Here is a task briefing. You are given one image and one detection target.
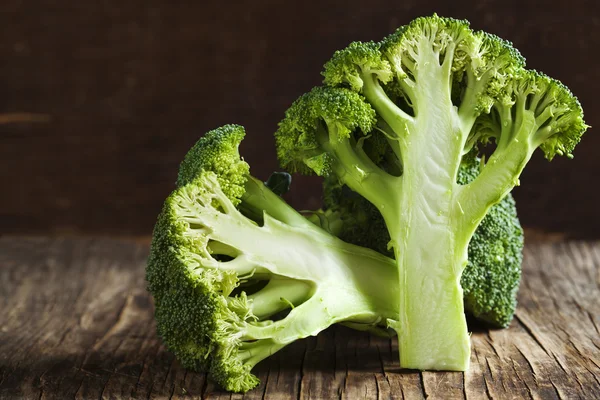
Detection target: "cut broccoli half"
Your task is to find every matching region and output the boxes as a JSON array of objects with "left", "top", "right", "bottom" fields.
[
  {"left": 147, "top": 125, "right": 398, "bottom": 392},
  {"left": 276, "top": 14, "right": 586, "bottom": 370}
]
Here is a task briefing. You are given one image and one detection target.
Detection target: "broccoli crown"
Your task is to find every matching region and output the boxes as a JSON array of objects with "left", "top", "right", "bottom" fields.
[
  {"left": 323, "top": 41, "right": 392, "bottom": 91},
  {"left": 148, "top": 126, "right": 399, "bottom": 392},
  {"left": 275, "top": 86, "right": 377, "bottom": 176},
  {"left": 318, "top": 14, "right": 585, "bottom": 161},
  {"left": 148, "top": 172, "right": 260, "bottom": 391},
  {"left": 177, "top": 124, "right": 249, "bottom": 203}
]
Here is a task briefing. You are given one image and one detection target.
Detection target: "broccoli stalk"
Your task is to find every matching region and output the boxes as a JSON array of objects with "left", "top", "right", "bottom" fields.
[
  {"left": 276, "top": 15, "right": 586, "bottom": 370},
  {"left": 319, "top": 151, "right": 524, "bottom": 329},
  {"left": 147, "top": 125, "right": 398, "bottom": 392}
]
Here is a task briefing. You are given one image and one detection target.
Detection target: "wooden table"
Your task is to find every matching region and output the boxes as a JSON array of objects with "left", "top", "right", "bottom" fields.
[{"left": 1, "top": 237, "right": 598, "bottom": 399}]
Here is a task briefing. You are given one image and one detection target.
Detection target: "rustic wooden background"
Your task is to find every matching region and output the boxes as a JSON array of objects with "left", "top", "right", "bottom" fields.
[
  {"left": 1, "top": 0, "right": 599, "bottom": 236},
  {"left": 1, "top": 237, "right": 599, "bottom": 399}
]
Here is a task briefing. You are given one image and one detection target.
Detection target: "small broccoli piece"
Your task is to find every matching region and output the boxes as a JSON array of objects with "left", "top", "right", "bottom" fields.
[
  {"left": 147, "top": 125, "right": 399, "bottom": 392},
  {"left": 321, "top": 176, "right": 392, "bottom": 255},
  {"left": 457, "top": 153, "right": 524, "bottom": 328},
  {"left": 461, "top": 196, "right": 523, "bottom": 328},
  {"left": 177, "top": 124, "right": 249, "bottom": 203},
  {"left": 277, "top": 14, "right": 587, "bottom": 370}
]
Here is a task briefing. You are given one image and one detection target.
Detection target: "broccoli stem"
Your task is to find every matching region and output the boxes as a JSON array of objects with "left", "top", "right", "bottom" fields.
[
  {"left": 244, "top": 283, "right": 395, "bottom": 344},
  {"left": 237, "top": 339, "right": 287, "bottom": 368},
  {"left": 458, "top": 111, "right": 537, "bottom": 227},
  {"left": 226, "top": 239, "right": 398, "bottom": 369},
  {"left": 457, "top": 69, "right": 488, "bottom": 130},
  {"left": 361, "top": 73, "right": 413, "bottom": 156},
  {"left": 316, "top": 122, "right": 400, "bottom": 219},
  {"left": 387, "top": 157, "right": 472, "bottom": 369},
  {"left": 384, "top": 71, "right": 473, "bottom": 369},
  {"left": 248, "top": 278, "right": 312, "bottom": 319},
  {"left": 242, "top": 176, "right": 316, "bottom": 229},
  {"left": 390, "top": 219, "right": 471, "bottom": 370},
  {"left": 189, "top": 177, "right": 400, "bottom": 332}
]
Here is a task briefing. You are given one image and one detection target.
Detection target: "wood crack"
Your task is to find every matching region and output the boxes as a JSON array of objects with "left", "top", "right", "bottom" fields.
[
  {"left": 419, "top": 372, "right": 427, "bottom": 398},
  {"left": 549, "top": 379, "right": 564, "bottom": 400},
  {"left": 199, "top": 371, "right": 209, "bottom": 399},
  {"left": 133, "top": 358, "right": 146, "bottom": 396},
  {"left": 482, "top": 357, "right": 493, "bottom": 400},
  {"left": 514, "top": 345, "right": 538, "bottom": 384},
  {"left": 486, "top": 334, "right": 502, "bottom": 359},
  {"left": 296, "top": 342, "right": 307, "bottom": 400},
  {"left": 98, "top": 370, "right": 114, "bottom": 400},
  {"left": 91, "top": 294, "right": 134, "bottom": 352},
  {"left": 514, "top": 314, "right": 551, "bottom": 357},
  {"left": 261, "top": 361, "right": 271, "bottom": 400},
  {"left": 510, "top": 358, "right": 534, "bottom": 399},
  {"left": 588, "top": 311, "right": 600, "bottom": 336},
  {"left": 373, "top": 373, "right": 379, "bottom": 400}
]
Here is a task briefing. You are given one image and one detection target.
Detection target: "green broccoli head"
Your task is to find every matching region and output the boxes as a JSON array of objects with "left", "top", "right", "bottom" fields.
[
  {"left": 148, "top": 172, "right": 263, "bottom": 391},
  {"left": 177, "top": 124, "right": 249, "bottom": 203},
  {"left": 277, "top": 17, "right": 585, "bottom": 368},
  {"left": 148, "top": 126, "right": 399, "bottom": 392},
  {"left": 323, "top": 41, "right": 392, "bottom": 91},
  {"left": 275, "top": 86, "right": 377, "bottom": 176}
]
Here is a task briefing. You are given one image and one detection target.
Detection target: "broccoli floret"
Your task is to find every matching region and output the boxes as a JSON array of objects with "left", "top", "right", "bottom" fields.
[
  {"left": 147, "top": 125, "right": 399, "bottom": 392},
  {"left": 276, "top": 14, "right": 587, "bottom": 370},
  {"left": 462, "top": 195, "right": 523, "bottom": 327},
  {"left": 458, "top": 153, "right": 524, "bottom": 328},
  {"left": 320, "top": 177, "right": 393, "bottom": 255}
]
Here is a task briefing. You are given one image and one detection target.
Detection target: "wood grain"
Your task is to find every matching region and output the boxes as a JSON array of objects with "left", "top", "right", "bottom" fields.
[
  {"left": 0, "top": 237, "right": 599, "bottom": 399},
  {"left": 1, "top": 1, "right": 599, "bottom": 236}
]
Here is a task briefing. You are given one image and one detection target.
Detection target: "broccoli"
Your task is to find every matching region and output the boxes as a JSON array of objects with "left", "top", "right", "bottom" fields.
[
  {"left": 457, "top": 153, "right": 524, "bottom": 328},
  {"left": 319, "top": 152, "right": 524, "bottom": 328},
  {"left": 147, "top": 125, "right": 399, "bottom": 392},
  {"left": 275, "top": 15, "right": 587, "bottom": 370}
]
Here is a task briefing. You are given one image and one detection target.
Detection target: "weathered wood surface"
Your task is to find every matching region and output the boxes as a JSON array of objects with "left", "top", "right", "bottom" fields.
[{"left": 0, "top": 237, "right": 598, "bottom": 399}]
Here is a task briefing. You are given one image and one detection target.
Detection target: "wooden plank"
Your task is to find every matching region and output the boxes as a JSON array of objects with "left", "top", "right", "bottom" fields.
[
  {"left": 0, "top": 1, "right": 599, "bottom": 236},
  {"left": 0, "top": 237, "right": 599, "bottom": 399}
]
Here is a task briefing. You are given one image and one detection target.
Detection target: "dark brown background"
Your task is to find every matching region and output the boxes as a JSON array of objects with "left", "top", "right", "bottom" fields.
[{"left": 1, "top": 0, "right": 598, "bottom": 237}]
